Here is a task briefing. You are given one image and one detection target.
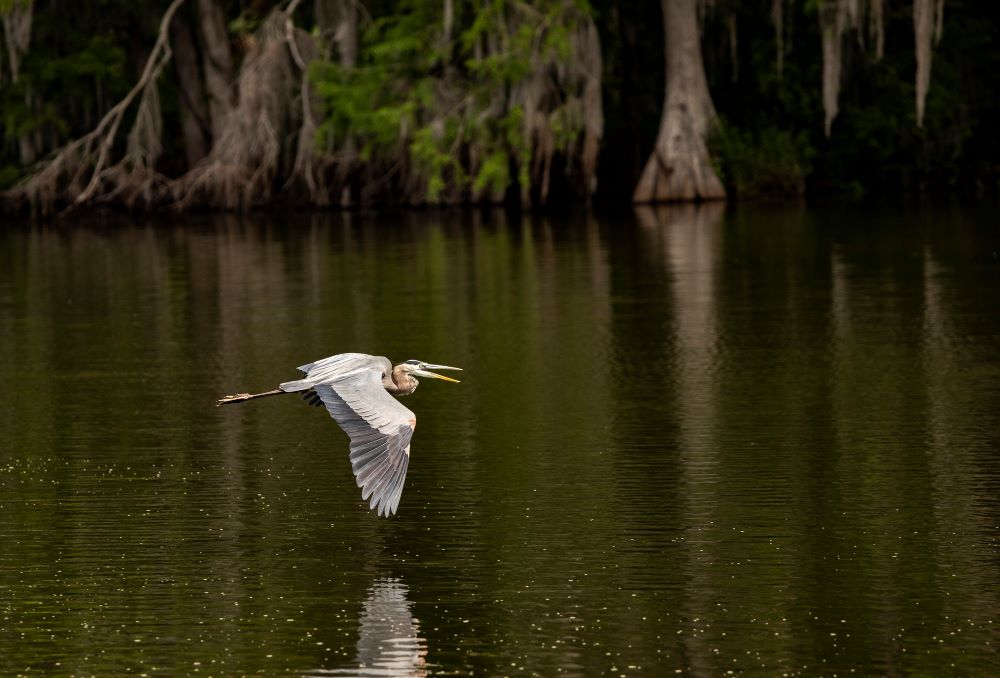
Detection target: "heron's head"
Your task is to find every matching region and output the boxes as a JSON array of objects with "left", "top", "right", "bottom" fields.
[{"left": 399, "top": 359, "right": 462, "bottom": 383}]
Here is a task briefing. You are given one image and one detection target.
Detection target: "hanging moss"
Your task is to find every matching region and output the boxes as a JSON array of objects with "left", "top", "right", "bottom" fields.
[
  {"left": 311, "top": 0, "right": 603, "bottom": 206},
  {"left": 1, "top": 0, "right": 996, "bottom": 212}
]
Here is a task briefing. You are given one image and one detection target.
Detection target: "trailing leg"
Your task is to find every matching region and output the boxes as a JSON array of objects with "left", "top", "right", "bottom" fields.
[{"left": 216, "top": 389, "right": 285, "bottom": 406}]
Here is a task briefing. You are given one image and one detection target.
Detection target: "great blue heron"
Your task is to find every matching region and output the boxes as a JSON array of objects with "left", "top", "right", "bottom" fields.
[{"left": 217, "top": 353, "right": 461, "bottom": 516}]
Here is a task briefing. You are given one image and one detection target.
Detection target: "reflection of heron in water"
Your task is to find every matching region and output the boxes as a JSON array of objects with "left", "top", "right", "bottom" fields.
[
  {"left": 306, "top": 578, "right": 427, "bottom": 678},
  {"left": 217, "top": 353, "right": 461, "bottom": 516}
]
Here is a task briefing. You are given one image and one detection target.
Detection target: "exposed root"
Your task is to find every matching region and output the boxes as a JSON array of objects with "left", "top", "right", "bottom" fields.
[
  {"left": 634, "top": 0, "right": 725, "bottom": 203},
  {"left": 5, "top": 0, "right": 604, "bottom": 213},
  {"left": 171, "top": 10, "right": 292, "bottom": 210},
  {"left": 91, "top": 71, "right": 170, "bottom": 209}
]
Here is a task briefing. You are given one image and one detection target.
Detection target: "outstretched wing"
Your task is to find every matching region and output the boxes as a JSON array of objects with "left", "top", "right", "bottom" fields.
[
  {"left": 280, "top": 353, "right": 381, "bottom": 390},
  {"left": 312, "top": 366, "right": 415, "bottom": 517}
]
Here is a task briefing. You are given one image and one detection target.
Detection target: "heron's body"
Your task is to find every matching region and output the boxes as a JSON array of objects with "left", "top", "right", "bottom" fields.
[
  {"left": 217, "top": 353, "right": 460, "bottom": 516},
  {"left": 285, "top": 354, "right": 418, "bottom": 395}
]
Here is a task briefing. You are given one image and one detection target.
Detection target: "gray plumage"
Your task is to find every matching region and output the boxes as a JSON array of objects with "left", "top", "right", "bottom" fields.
[{"left": 218, "top": 352, "right": 461, "bottom": 517}]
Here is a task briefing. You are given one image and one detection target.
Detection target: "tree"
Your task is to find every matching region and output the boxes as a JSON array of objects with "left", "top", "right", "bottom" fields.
[
  {"left": 633, "top": 0, "right": 725, "bottom": 203},
  {"left": 1, "top": 0, "right": 35, "bottom": 163},
  {"left": 311, "top": 0, "right": 603, "bottom": 206},
  {"left": 314, "top": 0, "right": 357, "bottom": 206},
  {"left": 195, "top": 0, "right": 233, "bottom": 142},
  {"left": 170, "top": 8, "right": 210, "bottom": 167},
  {"left": 0, "top": 0, "right": 987, "bottom": 211}
]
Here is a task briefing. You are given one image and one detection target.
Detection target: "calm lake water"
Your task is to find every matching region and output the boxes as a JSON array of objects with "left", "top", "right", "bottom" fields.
[{"left": 1, "top": 205, "right": 998, "bottom": 675}]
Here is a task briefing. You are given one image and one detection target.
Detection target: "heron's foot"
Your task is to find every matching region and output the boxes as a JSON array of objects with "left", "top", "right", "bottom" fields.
[{"left": 216, "top": 393, "right": 251, "bottom": 406}]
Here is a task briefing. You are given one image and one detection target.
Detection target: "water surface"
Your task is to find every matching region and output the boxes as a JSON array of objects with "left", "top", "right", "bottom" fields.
[{"left": 1, "top": 205, "right": 998, "bottom": 675}]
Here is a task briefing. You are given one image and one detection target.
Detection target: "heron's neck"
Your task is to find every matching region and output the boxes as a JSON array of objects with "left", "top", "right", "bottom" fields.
[{"left": 385, "top": 366, "right": 418, "bottom": 396}]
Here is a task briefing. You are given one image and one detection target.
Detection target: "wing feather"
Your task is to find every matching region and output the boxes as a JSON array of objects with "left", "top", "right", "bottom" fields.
[
  {"left": 357, "top": 452, "right": 393, "bottom": 487},
  {"left": 370, "top": 466, "right": 397, "bottom": 498},
  {"left": 382, "top": 463, "right": 407, "bottom": 516},
  {"left": 308, "top": 358, "right": 415, "bottom": 517}
]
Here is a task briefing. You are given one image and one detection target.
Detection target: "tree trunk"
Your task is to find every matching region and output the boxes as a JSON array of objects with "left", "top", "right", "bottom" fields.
[
  {"left": 316, "top": 0, "right": 358, "bottom": 205},
  {"left": 443, "top": 0, "right": 454, "bottom": 44},
  {"left": 2, "top": 1, "right": 32, "bottom": 84},
  {"left": 3, "top": 2, "right": 35, "bottom": 163},
  {"left": 870, "top": 0, "right": 885, "bottom": 59},
  {"left": 195, "top": 0, "right": 234, "bottom": 142},
  {"left": 633, "top": 0, "right": 724, "bottom": 203},
  {"left": 316, "top": 0, "right": 356, "bottom": 66},
  {"left": 170, "top": 12, "right": 210, "bottom": 167},
  {"left": 171, "top": 9, "right": 297, "bottom": 211}
]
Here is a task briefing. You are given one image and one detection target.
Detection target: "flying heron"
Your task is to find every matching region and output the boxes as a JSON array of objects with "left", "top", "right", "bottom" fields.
[{"left": 217, "top": 353, "right": 461, "bottom": 516}]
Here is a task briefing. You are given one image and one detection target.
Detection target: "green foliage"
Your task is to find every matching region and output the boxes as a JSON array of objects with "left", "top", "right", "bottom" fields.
[
  {"left": 311, "top": 60, "right": 416, "bottom": 154},
  {"left": 550, "top": 101, "right": 582, "bottom": 152},
  {"left": 50, "top": 35, "right": 123, "bottom": 79},
  {"left": 708, "top": 119, "right": 813, "bottom": 200},
  {"left": 4, "top": 34, "right": 126, "bottom": 132},
  {"left": 0, "top": 0, "right": 31, "bottom": 13},
  {"left": 3, "top": 0, "right": 997, "bottom": 206},
  {"left": 473, "top": 151, "right": 509, "bottom": 195},
  {"left": 312, "top": 0, "right": 597, "bottom": 203},
  {"left": 0, "top": 1, "right": 141, "bottom": 181},
  {"left": 410, "top": 125, "right": 464, "bottom": 202},
  {"left": 685, "top": 0, "right": 1000, "bottom": 200},
  {"left": 0, "top": 164, "right": 21, "bottom": 190},
  {"left": 312, "top": 0, "right": 452, "bottom": 200}
]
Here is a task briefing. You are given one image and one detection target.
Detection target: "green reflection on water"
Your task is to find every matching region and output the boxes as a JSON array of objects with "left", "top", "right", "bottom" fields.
[{"left": 0, "top": 207, "right": 998, "bottom": 675}]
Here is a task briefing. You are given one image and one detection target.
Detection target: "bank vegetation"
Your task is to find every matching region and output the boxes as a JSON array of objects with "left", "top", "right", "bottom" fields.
[{"left": 0, "top": 0, "right": 991, "bottom": 215}]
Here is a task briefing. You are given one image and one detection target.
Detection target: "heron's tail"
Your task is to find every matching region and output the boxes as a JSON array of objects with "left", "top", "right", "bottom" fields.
[{"left": 216, "top": 389, "right": 284, "bottom": 407}]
